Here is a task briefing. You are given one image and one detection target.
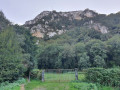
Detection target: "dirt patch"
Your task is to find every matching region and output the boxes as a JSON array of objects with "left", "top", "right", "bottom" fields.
[
  {"left": 32, "top": 31, "right": 43, "bottom": 38},
  {"left": 20, "top": 84, "right": 25, "bottom": 90}
]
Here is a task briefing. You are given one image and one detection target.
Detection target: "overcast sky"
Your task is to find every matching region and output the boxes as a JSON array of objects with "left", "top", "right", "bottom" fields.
[{"left": 1, "top": 0, "right": 120, "bottom": 25}]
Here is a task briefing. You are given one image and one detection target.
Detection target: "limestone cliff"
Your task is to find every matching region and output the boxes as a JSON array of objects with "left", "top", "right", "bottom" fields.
[{"left": 24, "top": 9, "right": 108, "bottom": 38}]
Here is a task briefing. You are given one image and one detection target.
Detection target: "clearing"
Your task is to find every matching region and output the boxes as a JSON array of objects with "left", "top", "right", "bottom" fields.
[{"left": 24, "top": 73, "right": 118, "bottom": 90}]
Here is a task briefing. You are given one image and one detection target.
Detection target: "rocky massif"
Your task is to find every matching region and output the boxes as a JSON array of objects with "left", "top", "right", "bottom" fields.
[
  {"left": 1, "top": 9, "right": 120, "bottom": 38},
  {"left": 24, "top": 9, "right": 109, "bottom": 38}
]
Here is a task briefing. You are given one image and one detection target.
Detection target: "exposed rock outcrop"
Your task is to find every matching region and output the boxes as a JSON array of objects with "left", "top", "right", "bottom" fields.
[
  {"left": 84, "top": 20, "right": 108, "bottom": 34},
  {"left": 24, "top": 9, "right": 108, "bottom": 38}
]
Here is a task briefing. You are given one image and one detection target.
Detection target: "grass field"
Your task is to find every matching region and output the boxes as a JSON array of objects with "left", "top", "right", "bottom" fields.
[
  {"left": 44, "top": 72, "right": 85, "bottom": 82},
  {"left": 24, "top": 72, "right": 119, "bottom": 90},
  {"left": 12, "top": 86, "right": 20, "bottom": 90},
  {"left": 0, "top": 86, "right": 20, "bottom": 90},
  {"left": 25, "top": 80, "right": 119, "bottom": 90}
]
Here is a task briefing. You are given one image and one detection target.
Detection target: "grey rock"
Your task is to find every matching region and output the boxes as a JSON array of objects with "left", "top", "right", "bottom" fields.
[{"left": 24, "top": 9, "right": 108, "bottom": 38}]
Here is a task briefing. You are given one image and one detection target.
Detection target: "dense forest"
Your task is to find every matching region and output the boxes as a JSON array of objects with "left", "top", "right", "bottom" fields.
[
  {"left": 37, "top": 27, "right": 120, "bottom": 69},
  {"left": 0, "top": 10, "right": 120, "bottom": 89},
  {"left": 0, "top": 25, "right": 37, "bottom": 82}
]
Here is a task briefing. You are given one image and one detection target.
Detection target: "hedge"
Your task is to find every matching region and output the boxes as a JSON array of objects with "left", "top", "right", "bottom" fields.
[{"left": 86, "top": 68, "right": 120, "bottom": 87}]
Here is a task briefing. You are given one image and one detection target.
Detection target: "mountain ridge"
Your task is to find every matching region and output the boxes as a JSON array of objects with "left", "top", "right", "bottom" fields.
[
  {"left": 24, "top": 9, "right": 109, "bottom": 38},
  {"left": 1, "top": 9, "right": 120, "bottom": 38}
]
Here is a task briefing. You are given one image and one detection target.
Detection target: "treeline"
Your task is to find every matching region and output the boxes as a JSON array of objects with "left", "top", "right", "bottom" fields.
[
  {"left": 0, "top": 26, "right": 120, "bottom": 83},
  {"left": 37, "top": 34, "right": 120, "bottom": 69},
  {"left": 0, "top": 11, "right": 10, "bottom": 31},
  {"left": 0, "top": 25, "right": 37, "bottom": 83},
  {"left": 36, "top": 27, "right": 120, "bottom": 69}
]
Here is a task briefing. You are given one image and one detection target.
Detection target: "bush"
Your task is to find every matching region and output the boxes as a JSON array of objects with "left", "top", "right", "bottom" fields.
[
  {"left": 86, "top": 68, "right": 120, "bottom": 87},
  {"left": 72, "top": 82, "right": 98, "bottom": 90},
  {"left": 0, "top": 78, "right": 26, "bottom": 90},
  {"left": 31, "top": 69, "right": 42, "bottom": 80}
]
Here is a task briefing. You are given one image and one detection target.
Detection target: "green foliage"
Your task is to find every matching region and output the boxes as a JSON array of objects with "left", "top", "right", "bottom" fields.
[
  {"left": 86, "top": 40, "right": 107, "bottom": 67},
  {"left": 0, "top": 11, "right": 10, "bottom": 31},
  {"left": 25, "top": 80, "right": 42, "bottom": 90},
  {"left": 0, "top": 27, "right": 24, "bottom": 82},
  {"left": 13, "top": 25, "right": 37, "bottom": 78},
  {"left": 58, "top": 44, "right": 76, "bottom": 69},
  {"left": 72, "top": 82, "right": 98, "bottom": 90},
  {"left": 71, "top": 82, "right": 119, "bottom": 90},
  {"left": 78, "top": 53, "right": 90, "bottom": 69},
  {"left": 93, "top": 55, "right": 106, "bottom": 67},
  {"left": 31, "top": 69, "right": 42, "bottom": 80},
  {"left": 24, "top": 73, "right": 118, "bottom": 90},
  {"left": 2, "top": 10, "right": 120, "bottom": 85},
  {"left": 0, "top": 25, "right": 37, "bottom": 83},
  {"left": 106, "top": 35, "right": 120, "bottom": 66},
  {"left": 37, "top": 43, "right": 62, "bottom": 69},
  {"left": 0, "top": 78, "right": 26, "bottom": 90},
  {"left": 86, "top": 68, "right": 120, "bottom": 87},
  {"left": 36, "top": 26, "right": 120, "bottom": 69}
]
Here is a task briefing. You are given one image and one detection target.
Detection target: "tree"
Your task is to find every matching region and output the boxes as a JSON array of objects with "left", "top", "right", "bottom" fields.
[
  {"left": 13, "top": 25, "right": 37, "bottom": 81},
  {"left": 58, "top": 44, "right": 75, "bottom": 69},
  {"left": 106, "top": 35, "right": 120, "bottom": 66},
  {"left": 55, "top": 59, "right": 62, "bottom": 69},
  {"left": 0, "top": 27, "right": 24, "bottom": 82},
  {"left": 0, "top": 11, "right": 10, "bottom": 31},
  {"left": 86, "top": 40, "right": 107, "bottom": 66},
  {"left": 78, "top": 53, "right": 90, "bottom": 70},
  {"left": 93, "top": 55, "right": 106, "bottom": 67},
  {"left": 37, "top": 43, "right": 62, "bottom": 69}
]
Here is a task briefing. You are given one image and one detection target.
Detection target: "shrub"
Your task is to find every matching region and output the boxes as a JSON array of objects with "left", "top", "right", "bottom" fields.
[
  {"left": 0, "top": 78, "right": 26, "bottom": 90},
  {"left": 72, "top": 82, "right": 98, "bottom": 90},
  {"left": 86, "top": 68, "right": 120, "bottom": 87},
  {"left": 31, "top": 69, "right": 42, "bottom": 80}
]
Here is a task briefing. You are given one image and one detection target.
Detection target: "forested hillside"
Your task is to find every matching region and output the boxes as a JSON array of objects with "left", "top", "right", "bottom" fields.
[
  {"left": 0, "top": 12, "right": 37, "bottom": 83},
  {"left": 36, "top": 27, "right": 120, "bottom": 69},
  {"left": 0, "top": 9, "right": 120, "bottom": 88},
  {"left": 0, "top": 25, "right": 37, "bottom": 82}
]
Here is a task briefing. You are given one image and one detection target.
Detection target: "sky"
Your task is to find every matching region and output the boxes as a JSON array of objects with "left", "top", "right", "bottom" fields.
[{"left": 0, "top": 0, "right": 120, "bottom": 25}]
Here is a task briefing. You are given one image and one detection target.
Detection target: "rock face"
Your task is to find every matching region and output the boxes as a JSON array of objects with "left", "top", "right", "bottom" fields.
[
  {"left": 84, "top": 20, "right": 108, "bottom": 34},
  {"left": 24, "top": 9, "right": 108, "bottom": 38}
]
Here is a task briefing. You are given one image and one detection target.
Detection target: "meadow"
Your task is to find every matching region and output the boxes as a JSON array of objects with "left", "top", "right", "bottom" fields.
[
  {"left": 1, "top": 72, "right": 118, "bottom": 90},
  {"left": 24, "top": 72, "right": 119, "bottom": 90}
]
